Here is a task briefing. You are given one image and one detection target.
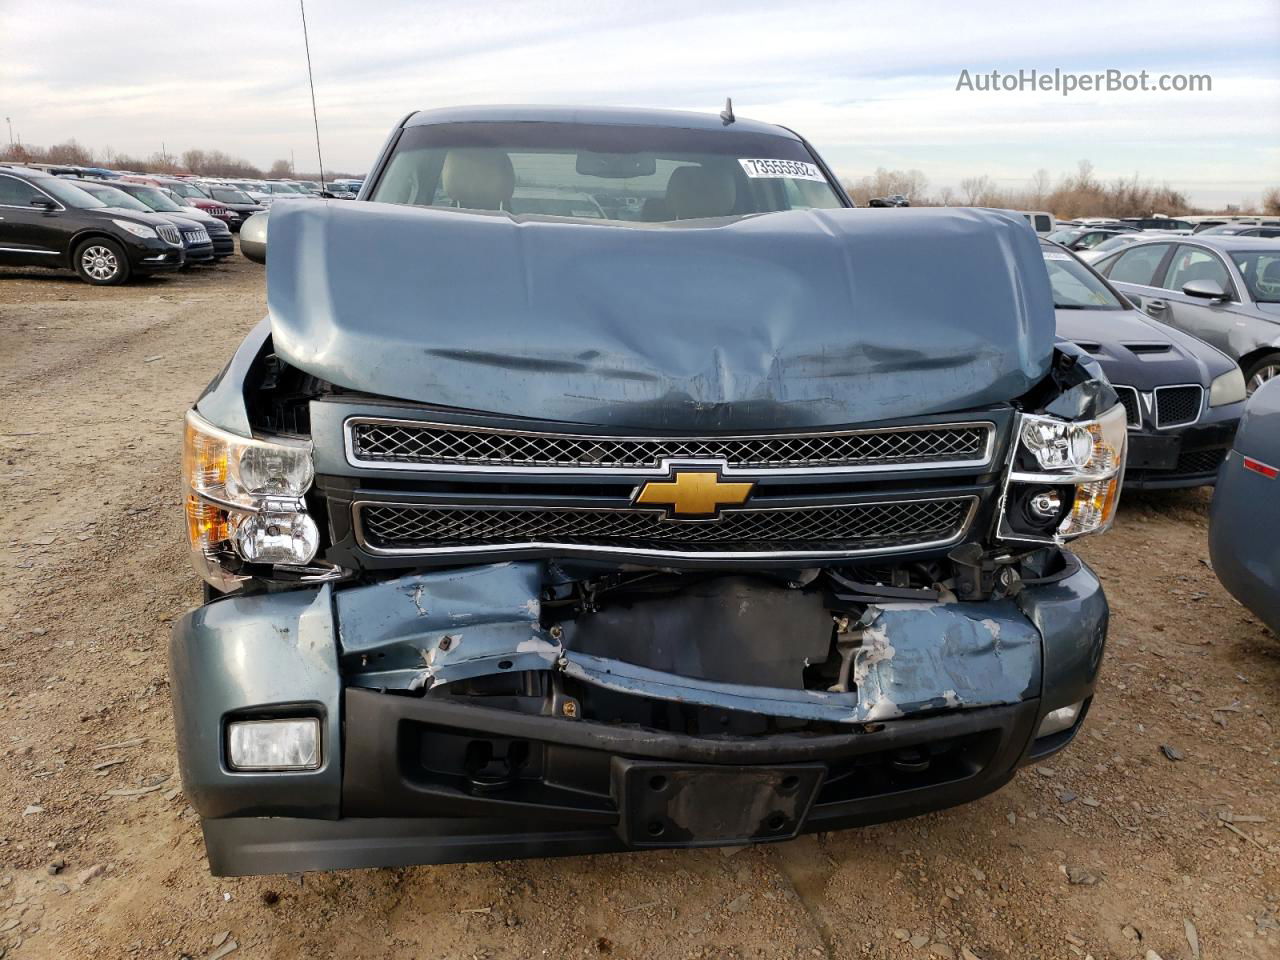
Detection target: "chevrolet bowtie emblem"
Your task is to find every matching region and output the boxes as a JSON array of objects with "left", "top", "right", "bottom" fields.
[{"left": 633, "top": 469, "right": 754, "bottom": 519}]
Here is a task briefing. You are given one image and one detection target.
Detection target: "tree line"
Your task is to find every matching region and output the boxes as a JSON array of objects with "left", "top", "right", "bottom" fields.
[
  {"left": 0, "top": 138, "right": 361, "bottom": 180},
  {"left": 845, "top": 160, "right": 1279, "bottom": 217}
]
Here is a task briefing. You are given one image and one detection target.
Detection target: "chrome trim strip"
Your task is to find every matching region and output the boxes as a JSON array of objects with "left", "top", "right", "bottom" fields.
[
  {"left": 1153, "top": 383, "right": 1204, "bottom": 430},
  {"left": 342, "top": 417, "right": 998, "bottom": 477},
  {"left": 350, "top": 495, "right": 980, "bottom": 560},
  {"left": 1111, "top": 384, "right": 1142, "bottom": 429},
  {"left": 0, "top": 247, "right": 58, "bottom": 254}
]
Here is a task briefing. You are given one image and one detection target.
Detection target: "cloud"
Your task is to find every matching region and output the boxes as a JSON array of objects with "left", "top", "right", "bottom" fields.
[{"left": 1, "top": 0, "right": 1277, "bottom": 202}]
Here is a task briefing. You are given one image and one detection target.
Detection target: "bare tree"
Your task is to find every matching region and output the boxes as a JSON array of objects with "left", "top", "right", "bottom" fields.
[
  {"left": 1029, "top": 169, "right": 1051, "bottom": 206},
  {"left": 268, "top": 159, "right": 293, "bottom": 178},
  {"left": 960, "top": 175, "right": 992, "bottom": 205},
  {"left": 181, "top": 149, "right": 207, "bottom": 175},
  {"left": 1264, "top": 186, "right": 1280, "bottom": 216},
  {"left": 44, "top": 139, "right": 93, "bottom": 165}
]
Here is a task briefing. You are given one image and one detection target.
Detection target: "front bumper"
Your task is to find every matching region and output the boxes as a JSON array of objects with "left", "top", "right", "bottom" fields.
[
  {"left": 170, "top": 557, "right": 1108, "bottom": 876},
  {"left": 1123, "top": 404, "right": 1242, "bottom": 489},
  {"left": 131, "top": 239, "right": 184, "bottom": 273}
]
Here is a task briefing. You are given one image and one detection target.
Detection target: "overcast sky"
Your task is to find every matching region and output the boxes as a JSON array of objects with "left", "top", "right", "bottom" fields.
[{"left": 2, "top": 0, "right": 1278, "bottom": 206}]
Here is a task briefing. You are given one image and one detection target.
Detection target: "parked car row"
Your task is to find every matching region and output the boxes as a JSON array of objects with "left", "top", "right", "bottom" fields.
[{"left": 1, "top": 164, "right": 227, "bottom": 284}]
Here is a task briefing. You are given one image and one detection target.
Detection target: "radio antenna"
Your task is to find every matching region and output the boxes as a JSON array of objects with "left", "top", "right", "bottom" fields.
[
  {"left": 299, "top": 0, "right": 326, "bottom": 190},
  {"left": 720, "top": 97, "right": 735, "bottom": 125}
]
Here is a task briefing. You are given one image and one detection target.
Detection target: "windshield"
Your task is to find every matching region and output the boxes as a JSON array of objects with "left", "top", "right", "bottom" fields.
[
  {"left": 370, "top": 121, "right": 845, "bottom": 222},
  {"left": 1043, "top": 251, "right": 1125, "bottom": 309},
  {"left": 210, "top": 188, "right": 254, "bottom": 204},
  {"left": 38, "top": 177, "right": 107, "bottom": 209},
  {"left": 127, "top": 185, "right": 183, "bottom": 212},
  {"left": 1232, "top": 250, "right": 1280, "bottom": 303},
  {"left": 76, "top": 183, "right": 151, "bottom": 212},
  {"left": 1047, "top": 229, "right": 1080, "bottom": 244},
  {"left": 167, "top": 181, "right": 210, "bottom": 199}
]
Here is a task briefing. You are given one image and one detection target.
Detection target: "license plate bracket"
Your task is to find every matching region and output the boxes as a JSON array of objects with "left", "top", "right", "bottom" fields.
[
  {"left": 1127, "top": 433, "right": 1181, "bottom": 470},
  {"left": 612, "top": 759, "right": 824, "bottom": 848}
]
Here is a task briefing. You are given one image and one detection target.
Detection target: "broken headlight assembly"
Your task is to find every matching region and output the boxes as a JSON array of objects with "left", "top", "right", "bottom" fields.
[
  {"left": 998, "top": 403, "right": 1127, "bottom": 543},
  {"left": 183, "top": 409, "right": 319, "bottom": 592}
]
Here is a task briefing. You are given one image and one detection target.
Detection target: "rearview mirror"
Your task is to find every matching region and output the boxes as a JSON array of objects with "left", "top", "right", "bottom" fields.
[
  {"left": 576, "top": 152, "right": 657, "bottom": 179},
  {"left": 1182, "top": 278, "right": 1228, "bottom": 301}
]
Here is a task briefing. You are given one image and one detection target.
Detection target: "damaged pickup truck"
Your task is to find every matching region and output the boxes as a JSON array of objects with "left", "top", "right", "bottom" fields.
[{"left": 172, "top": 105, "right": 1125, "bottom": 876}]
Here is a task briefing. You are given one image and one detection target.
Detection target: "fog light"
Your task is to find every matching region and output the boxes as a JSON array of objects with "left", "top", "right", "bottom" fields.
[
  {"left": 227, "top": 718, "right": 320, "bottom": 771},
  {"left": 1036, "top": 701, "right": 1083, "bottom": 738},
  {"left": 232, "top": 510, "right": 319, "bottom": 565}
]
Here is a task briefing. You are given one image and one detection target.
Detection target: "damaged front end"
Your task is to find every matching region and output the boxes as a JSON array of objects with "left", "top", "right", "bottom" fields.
[
  {"left": 172, "top": 338, "right": 1121, "bottom": 876},
  {"left": 170, "top": 201, "right": 1123, "bottom": 875}
]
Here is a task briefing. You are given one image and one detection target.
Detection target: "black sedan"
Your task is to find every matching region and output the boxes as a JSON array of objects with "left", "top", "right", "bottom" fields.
[
  {"left": 105, "top": 180, "right": 235, "bottom": 258},
  {"left": 70, "top": 179, "right": 214, "bottom": 264},
  {"left": 0, "top": 165, "right": 184, "bottom": 283},
  {"left": 1042, "top": 239, "right": 1246, "bottom": 488}
]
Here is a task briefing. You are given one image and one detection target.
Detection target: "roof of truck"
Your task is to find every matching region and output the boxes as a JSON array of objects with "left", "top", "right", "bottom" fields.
[{"left": 402, "top": 104, "right": 797, "bottom": 138}]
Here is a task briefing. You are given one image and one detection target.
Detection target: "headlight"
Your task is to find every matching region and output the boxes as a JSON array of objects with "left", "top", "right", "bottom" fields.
[
  {"left": 111, "top": 219, "right": 157, "bottom": 239},
  {"left": 182, "top": 410, "right": 318, "bottom": 591},
  {"left": 999, "top": 403, "right": 1127, "bottom": 542},
  {"left": 1209, "top": 368, "right": 1246, "bottom": 407}
]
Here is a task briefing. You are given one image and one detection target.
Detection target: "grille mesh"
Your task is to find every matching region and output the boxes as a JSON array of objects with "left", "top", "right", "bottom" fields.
[
  {"left": 1155, "top": 386, "right": 1203, "bottom": 428},
  {"left": 156, "top": 224, "right": 180, "bottom": 245},
  {"left": 349, "top": 421, "right": 990, "bottom": 471},
  {"left": 1114, "top": 386, "right": 1141, "bottom": 427},
  {"left": 357, "top": 498, "right": 973, "bottom": 553},
  {"left": 1173, "top": 448, "right": 1226, "bottom": 475}
]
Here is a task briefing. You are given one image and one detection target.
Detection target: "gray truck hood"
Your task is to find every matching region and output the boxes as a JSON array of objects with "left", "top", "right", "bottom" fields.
[{"left": 267, "top": 201, "right": 1054, "bottom": 430}]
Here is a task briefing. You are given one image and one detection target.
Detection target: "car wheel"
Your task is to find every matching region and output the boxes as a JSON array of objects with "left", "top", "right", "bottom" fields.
[
  {"left": 74, "top": 238, "right": 131, "bottom": 285},
  {"left": 1243, "top": 352, "right": 1280, "bottom": 396}
]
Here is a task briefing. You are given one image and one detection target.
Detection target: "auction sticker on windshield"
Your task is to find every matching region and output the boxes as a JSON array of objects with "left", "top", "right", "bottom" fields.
[{"left": 738, "top": 158, "right": 826, "bottom": 181}]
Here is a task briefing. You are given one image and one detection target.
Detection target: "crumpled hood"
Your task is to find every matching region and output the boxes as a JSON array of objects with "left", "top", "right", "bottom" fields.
[{"left": 267, "top": 201, "right": 1054, "bottom": 430}]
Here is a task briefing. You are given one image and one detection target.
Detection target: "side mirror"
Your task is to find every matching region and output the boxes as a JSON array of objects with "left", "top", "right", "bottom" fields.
[
  {"left": 30, "top": 197, "right": 56, "bottom": 210},
  {"left": 1182, "top": 278, "right": 1229, "bottom": 301}
]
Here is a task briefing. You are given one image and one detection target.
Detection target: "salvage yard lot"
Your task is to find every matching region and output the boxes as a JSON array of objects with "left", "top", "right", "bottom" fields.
[{"left": 0, "top": 258, "right": 1277, "bottom": 960}]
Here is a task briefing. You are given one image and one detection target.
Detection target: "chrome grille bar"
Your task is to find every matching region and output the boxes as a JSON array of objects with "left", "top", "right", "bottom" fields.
[
  {"left": 352, "top": 496, "right": 978, "bottom": 560},
  {"left": 345, "top": 418, "right": 996, "bottom": 476}
]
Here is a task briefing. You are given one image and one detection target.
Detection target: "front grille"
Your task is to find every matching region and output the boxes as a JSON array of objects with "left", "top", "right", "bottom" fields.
[
  {"left": 1155, "top": 385, "right": 1203, "bottom": 428},
  {"left": 347, "top": 419, "right": 993, "bottom": 474},
  {"left": 156, "top": 224, "right": 180, "bottom": 245},
  {"left": 1173, "top": 448, "right": 1226, "bottom": 476},
  {"left": 1114, "top": 385, "right": 1141, "bottom": 427},
  {"left": 355, "top": 497, "right": 975, "bottom": 556},
  {"left": 183, "top": 228, "right": 210, "bottom": 243}
]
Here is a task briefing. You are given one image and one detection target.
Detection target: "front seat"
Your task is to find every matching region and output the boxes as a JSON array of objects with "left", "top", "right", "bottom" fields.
[
  {"left": 440, "top": 149, "right": 515, "bottom": 211},
  {"left": 665, "top": 165, "right": 737, "bottom": 220}
]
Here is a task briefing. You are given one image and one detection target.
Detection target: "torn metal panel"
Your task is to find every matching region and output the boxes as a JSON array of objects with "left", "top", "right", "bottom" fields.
[
  {"left": 267, "top": 202, "right": 1053, "bottom": 430},
  {"left": 335, "top": 561, "right": 556, "bottom": 689},
  {"left": 851, "top": 603, "right": 1041, "bottom": 721},
  {"left": 565, "top": 598, "right": 1041, "bottom": 724}
]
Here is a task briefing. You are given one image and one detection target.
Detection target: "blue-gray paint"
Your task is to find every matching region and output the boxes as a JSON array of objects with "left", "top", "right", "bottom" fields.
[
  {"left": 266, "top": 201, "right": 1055, "bottom": 431},
  {"left": 1210, "top": 377, "right": 1280, "bottom": 634},
  {"left": 168, "top": 586, "right": 343, "bottom": 819},
  {"left": 335, "top": 561, "right": 556, "bottom": 689}
]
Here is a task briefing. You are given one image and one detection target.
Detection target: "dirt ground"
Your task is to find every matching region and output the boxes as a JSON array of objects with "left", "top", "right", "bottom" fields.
[{"left": 0, "top": 254, "right": 1276, "bottom": 960}]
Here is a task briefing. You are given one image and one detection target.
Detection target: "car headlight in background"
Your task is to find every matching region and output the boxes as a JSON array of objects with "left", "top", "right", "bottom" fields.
[
  {"left": 112, "top": 219, "right": 157, "bottom": 239},
  {"left": 183, "top": 410, "right": 318, "bottom": 591},
  {"left": 1209, "top": 368, "right": 1246, "bottom": 407},
  {"left": 999, "top": 403, "right": 1128, "bottom": 543}
]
